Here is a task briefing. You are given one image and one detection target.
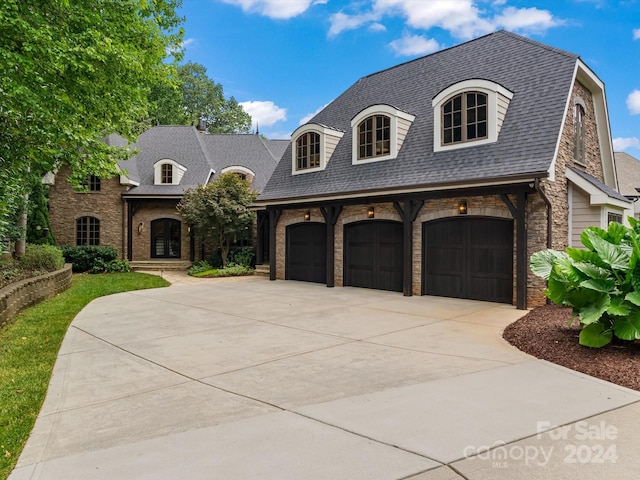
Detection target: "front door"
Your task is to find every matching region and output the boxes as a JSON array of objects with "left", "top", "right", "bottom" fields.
[{"left": 151, "top": 219, "right": 181, "bottom": 258}]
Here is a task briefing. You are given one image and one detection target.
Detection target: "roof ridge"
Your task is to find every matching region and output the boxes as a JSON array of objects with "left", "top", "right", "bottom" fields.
[{"left": 192, "top": 126, "right": 217, "bottom": 171}]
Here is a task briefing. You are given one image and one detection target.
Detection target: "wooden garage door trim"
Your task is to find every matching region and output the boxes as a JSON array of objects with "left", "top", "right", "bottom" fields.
[
  {"left": 344, "top": 220, "right": 403, "bottom": 292},
  {"left": 286, "top": 222, "right": 327, "bottom": 284},
  {"left": 423, "top": 216, "right": 513, "bottom": 303}
]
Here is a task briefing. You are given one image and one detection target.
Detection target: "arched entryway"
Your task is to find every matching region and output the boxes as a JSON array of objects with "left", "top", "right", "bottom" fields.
[{"left": 151, "top": 219, "right": 181, "bottom": 258}]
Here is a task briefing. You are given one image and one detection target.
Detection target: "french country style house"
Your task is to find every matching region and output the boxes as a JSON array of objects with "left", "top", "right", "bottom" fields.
[
  {"left": 47, "top": 125, "right": 287, "bottom": 269},
  {"left": 253, "top": 30, "right": 632, "bottom": 309}
]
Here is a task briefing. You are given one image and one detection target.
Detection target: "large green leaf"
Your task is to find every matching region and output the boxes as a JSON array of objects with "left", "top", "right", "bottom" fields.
[
  {"left": 572, "top": 262, "right": 612, "bottom": 280},
  {"left": 579, "top": 278, "right": 616, "bottom": 293},
  {"left": 607, "top": 297, "right": 633, "bottom": 316},
  {"left": 605, "top": 221, "right": 627, "bottom": 245},
  {"left": 581, "top": 226, "right": 607, "bottom": 251},
  {"left": 530, "top": 249, "right": 566, "bottom": 280},
  {"left": 585, "top": 230, "right": 630, "bottom": 271},
  {"left": 625, "top": 291, "right": 640, "bottom": 306},
  {"left": 579, "top": 322, "right": 613, "bottom": 348},
  {"left": 577, "top": 293, "right": 610, "bottom": 325},
  {"left": 545, "top": 269, "right": 569, "bottom": 304},
  {"left": 612, "top": 312, "right": 640, "bottom": 340},
  {"left": 566, "top": 248, "right": 607, "bottom": 268}
]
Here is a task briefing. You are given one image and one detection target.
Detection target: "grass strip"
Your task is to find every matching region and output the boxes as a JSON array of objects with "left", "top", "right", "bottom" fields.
[{"left": 0, "top": 272, "right": 169, "bottom": 479}]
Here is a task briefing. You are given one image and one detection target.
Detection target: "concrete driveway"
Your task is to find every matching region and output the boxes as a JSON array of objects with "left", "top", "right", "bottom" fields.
[{"left": 9, "top": 274, "right": 640, "bottom": 479}]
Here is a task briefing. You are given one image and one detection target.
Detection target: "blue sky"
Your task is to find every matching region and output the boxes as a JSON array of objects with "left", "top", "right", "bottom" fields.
[{"left": 178, "top": 0, "right": 640, "bottom": 157}]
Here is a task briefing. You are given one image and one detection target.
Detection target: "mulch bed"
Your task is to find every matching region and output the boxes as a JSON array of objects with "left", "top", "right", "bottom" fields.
[{"left": 503, "top": 304, "right": 640, "bottom": 392}]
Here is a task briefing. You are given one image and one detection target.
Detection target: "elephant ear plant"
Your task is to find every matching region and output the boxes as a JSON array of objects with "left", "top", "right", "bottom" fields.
[{"left": 530, "top": 218, "right": 640, "bottom": 348}]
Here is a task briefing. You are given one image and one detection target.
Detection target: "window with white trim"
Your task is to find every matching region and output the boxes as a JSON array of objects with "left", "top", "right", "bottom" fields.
[
  {"left": 350, "top": 104, "right": 415, "bottom": 165},
  {"left": 154, "top": 159, "right": 187, "bottom": 185},
  {"left": 432, "top": 79, "right": 513, "bottom": 152},
  {"left": 291, "top": 124, "right": 344, "bottom": 174}
]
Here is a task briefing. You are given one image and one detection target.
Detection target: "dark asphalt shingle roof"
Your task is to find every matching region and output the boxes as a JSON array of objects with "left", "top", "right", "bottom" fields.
[
  {"left": 568, "top": 167, "right": 631, "bottom": 203},
  {"left": 118, "top": 126, "right": 279, "bottom": 197},
  {"left": 614, "top": 152, "right": 640, "bottom": 197},
  {"left": 258, "top": 30, "right": 580, "bottom": 203}
]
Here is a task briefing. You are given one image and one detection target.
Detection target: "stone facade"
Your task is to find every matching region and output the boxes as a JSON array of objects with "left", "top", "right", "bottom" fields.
[
  {"left": 129, "top": 201, "right": 188, "bottom": 261},
  {"left": 0, "top": 264, "right": 73, "bottom": 327},
  {"left": 49, "top": 167, "right": 128, "bottom": 256},
  {"left": 272, "top": 192, "right": 550, "bottom": 307}
]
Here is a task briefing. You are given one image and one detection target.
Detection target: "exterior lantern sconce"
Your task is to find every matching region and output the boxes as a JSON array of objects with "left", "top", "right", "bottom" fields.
[
  {"left": 367, "top": 206, "right": 375, "bottom": 219},
  {"left": 458, "top": 201, "right": 468, "bottom": 215},
  {"left": 304, "top": 211, "right": 311, "bottom": 221},
  {"left": 138, "top": 222, "right": 144, "bottom": 234}
]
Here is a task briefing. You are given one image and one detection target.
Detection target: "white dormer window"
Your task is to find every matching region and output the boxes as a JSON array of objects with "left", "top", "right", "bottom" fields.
[
  {"left": 350, "top": 104, "right": 415, "bottom": 165},
  {"left": 291, "top": 124, "right": 344, "bottom": 175},
  {"left": 432, "top": 79, "right": 514, "bottom": 152},
  {"left": 154, "top": 159, "right": 186, "bottom": 185}
]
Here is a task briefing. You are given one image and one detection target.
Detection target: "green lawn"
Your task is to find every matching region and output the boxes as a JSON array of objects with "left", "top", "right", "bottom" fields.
[{"left": 0, "top": 272, "right": 169, "bottom": 479}]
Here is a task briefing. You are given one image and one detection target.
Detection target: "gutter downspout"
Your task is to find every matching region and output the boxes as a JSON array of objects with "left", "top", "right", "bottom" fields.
[{"left": 534, "top": 178, "right": 552, "bottom": 249}]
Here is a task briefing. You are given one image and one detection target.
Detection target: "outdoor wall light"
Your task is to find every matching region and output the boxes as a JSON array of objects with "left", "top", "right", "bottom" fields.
[
  {"left": 367, "top": 206, "right": 375, "bottom": 219},
  {"left": 138, "top": 222, "right": 144, "bottom": 234},
  {"left": 458, "top": 201, "right": 468, "bottom": 215},
  {"left": 304, "top": 211, "right": 311, "bottom": 221}
]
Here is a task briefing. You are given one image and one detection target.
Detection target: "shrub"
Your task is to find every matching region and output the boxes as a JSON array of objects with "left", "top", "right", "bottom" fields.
[
  {"left": 90, "top": 259, "right": 131, "bottom": 274},
  {"left": 19, "top": 244, "right": 64, "bottom": 271},
  {"left": 61, "top": 245, "right": 118, "bottom": 272},
  {"left": 192, "top": 264, "right": 253, "bottom": 278},
  {"left": 531, "top": 219, "right": 640, "bottom": 348},
  {"left": 188, "top": 260, "right": 212, "bottom": 275},
  {"left": 229, "top": 247, "right": 255, "bottom": 267}
]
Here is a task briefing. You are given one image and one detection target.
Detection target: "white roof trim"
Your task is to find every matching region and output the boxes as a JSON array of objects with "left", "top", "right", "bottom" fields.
[{"left": 566, "top": 168, "right": 629, "bottom": 208}]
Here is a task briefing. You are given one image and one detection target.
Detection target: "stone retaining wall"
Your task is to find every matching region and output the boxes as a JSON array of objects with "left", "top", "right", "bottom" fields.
[{"left": 0, "top": 264, "right": 73, "bottom": 328}]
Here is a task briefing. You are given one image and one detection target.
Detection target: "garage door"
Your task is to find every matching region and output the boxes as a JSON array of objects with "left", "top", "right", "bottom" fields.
[
  {"left": 423, "top": 217, "right": 513, "bottom": 303},
  {"left": 286, "top": 223, "right": 326, "bottom": 283},
  {"left": 344, "top": 221, "right": 403, "bottom": 292}
]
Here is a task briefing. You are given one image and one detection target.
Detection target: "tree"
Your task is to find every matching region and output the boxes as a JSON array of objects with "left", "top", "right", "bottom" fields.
[
  {"left": 177, "top": 173, "right": 257, "bottom": 267},
  {"left": 26, "top": 180, "right": 55, "bottom": 245},
  {"left": 149, "top": 61, "right": 252, "bottom": 133},
  {"left": 0, "top": 0, "right": 185, "bottom": 241}
]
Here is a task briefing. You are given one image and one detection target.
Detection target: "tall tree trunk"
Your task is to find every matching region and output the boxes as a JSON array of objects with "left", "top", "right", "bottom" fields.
[{"left": 15, "top": 193, "right": 28, "bottom": 258}]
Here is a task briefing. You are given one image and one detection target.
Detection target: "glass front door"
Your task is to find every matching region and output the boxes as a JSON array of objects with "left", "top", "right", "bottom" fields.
[{"left": 151, "top": 219, "right": 181, "bottom": 258}]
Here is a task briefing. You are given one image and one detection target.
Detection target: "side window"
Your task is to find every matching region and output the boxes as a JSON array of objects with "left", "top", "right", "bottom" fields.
[
  {"left": 89, "top": 175, "right": 101, "bottom": 192},
  {"left": 296, "top": 132, "right": 321, "bottom": 170},
  {"left": 574, "top": 103, "right": 586, "bottom": 165},
  {"left": 76, "top": 216, "right": 100, "bottom": 246}
]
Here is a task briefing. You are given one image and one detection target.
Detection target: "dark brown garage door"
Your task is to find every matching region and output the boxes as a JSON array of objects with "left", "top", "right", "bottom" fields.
[
  {"left": 286, "top": 223, "right": 326, "bottom": 283},
  {"left": 344, "top": 221, "right": 403, "bottom": 292},
  {"left": 423, "top": 217, "right": 513, "bottom": 303}
]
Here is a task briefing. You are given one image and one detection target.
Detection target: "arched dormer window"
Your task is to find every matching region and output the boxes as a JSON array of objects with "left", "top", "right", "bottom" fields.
[
  {"left": 573, "top": 99, "right": 586, "bottom": 165},
  {"left": 291, "top": 124, "right": 344, "bottom": 175},
  {"left": 350, "top": 104, "right": 415, "bottom": 165},
  {"left": 154, "top": 159, "right": 187, "bottom": 185},
  {"left": 433, "top": 79, "right": 513, "bottom": 152},
  {"left": 221, "top": 166, "right": 255, "bottom": 184}
]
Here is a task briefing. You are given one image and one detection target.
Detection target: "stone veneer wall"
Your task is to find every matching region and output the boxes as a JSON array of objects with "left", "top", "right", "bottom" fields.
[
  {"left": 130, "top": 201, "right": 189, "bottom": 261},
  {"left": 0, "top": 264, "right": 73, "bottom": 328},
  {"left": 48, "top": 167, "right": 128, "bottom": 258},
  {"left": 273, "top": 192, "right": 549, "bottom": 307}
]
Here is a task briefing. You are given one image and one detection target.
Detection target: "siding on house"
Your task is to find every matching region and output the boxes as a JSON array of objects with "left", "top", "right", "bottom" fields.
[{"left": 570, "top": 184, "right": 600, "bottom": 247}]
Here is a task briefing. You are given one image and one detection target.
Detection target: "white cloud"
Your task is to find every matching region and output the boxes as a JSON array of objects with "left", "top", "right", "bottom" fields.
[
  {"left": 613, "top": 137, "right": 640, "bottom": 151},
  {"left": 493, "top": 7, "right": 561, "bottom": 34},
  {"left": 221, "top": 0, "right": 313, "bottom": 19},
  {"left": 369, "top": 22, "right": 387, "bottom": 32},
  {"left": 634, "top": 28, "right": 640, "bottom": 40},
  {"left": 329, "top": 1, "right": 560, "bottom": 41},
  {"left": 389, "top": 33, "right": 441, "bottom": 56},
  {"left": 299, "top": 103, "right": 329, "bottom": 125},
  {"left": 627, "top": 90, "right": 640, "bottom": 115},
  {"left": 239, "top": 101, "right": 287, "bottom": 128},
  {"left": 329, "top": 11, "right": 379, "bottom": 36}
]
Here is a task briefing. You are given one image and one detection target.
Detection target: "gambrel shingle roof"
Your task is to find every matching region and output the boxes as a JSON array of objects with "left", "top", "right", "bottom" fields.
[
  {"left": 258, "top": 30, "right": 581, "bottom": 203},
  {"left": 117, "top": 126, "right": 282, "bottom": 197}
]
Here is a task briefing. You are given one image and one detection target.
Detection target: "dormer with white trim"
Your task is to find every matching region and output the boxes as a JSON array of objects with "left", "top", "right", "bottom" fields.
[
  {"left": 154, "top": 159, "right": 187, "bottom": 185},
  {"left": 351, "top": 104, "right": 415, "bottom": 165},
  {"left": 291, "top": 123, "right": 344, "bottom": 175},
  {"left": 432, "top": 79, "right": 513, "bottom": 152}
]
